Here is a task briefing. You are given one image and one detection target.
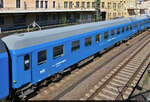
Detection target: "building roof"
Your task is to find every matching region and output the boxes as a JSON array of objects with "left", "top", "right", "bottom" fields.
[{"left": 2, "top": 15, "right": 150, "bottom": 50}]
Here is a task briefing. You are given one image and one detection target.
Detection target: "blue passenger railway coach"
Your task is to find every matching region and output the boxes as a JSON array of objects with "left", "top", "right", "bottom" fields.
[{"left": 0, "top": 15, "right": 150, "bottom": 100}]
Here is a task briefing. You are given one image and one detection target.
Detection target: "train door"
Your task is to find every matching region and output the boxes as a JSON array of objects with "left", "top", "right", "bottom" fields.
[{"left": 24, "top": 54, "right": 32, "bottom": 82}]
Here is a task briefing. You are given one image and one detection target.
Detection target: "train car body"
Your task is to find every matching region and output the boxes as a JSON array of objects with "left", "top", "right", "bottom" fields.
[
  {"left": 0, "top": 14, "right": 150, "bottom": 99},
  {"left": 0, "top": 40, "right": 9, "bottom": 100}
]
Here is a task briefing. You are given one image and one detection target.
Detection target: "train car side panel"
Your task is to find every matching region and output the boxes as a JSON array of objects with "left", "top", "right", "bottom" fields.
[{"left": 0, "top": 40, "right": 9, "bottom": 99}]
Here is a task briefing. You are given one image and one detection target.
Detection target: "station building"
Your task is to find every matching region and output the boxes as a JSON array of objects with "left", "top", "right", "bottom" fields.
[
  {"left": 137, "top": 0, "right": 150, "bottom": 14},
  {"left": 0, "top": 0, "right": 139, "bottom": 32}
]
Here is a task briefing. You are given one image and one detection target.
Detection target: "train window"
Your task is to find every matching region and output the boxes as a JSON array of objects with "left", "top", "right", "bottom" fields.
[
  {"left": 126, "top": 26, "right": 129, "bottom": 31},
  {"left": 130, "top": 25, "right": 132, "bottom": 30},
  {"left": 111, "top": 30, "right": 115, "bottom": 36},
  {"left": 122, "top": 27, "right": 125, "bottom": 33},
  {"left": 24, "top": 54, "right": 30, "bottom": 71},
  {"left": 72, "top": 40, "right": 80, "bottom": 52},
  {"left": 38, "top": 50, "right": 47, "bottom": 65},
  {"left": 85, "top": 37, "right": 92, "bottom": 47},
  {"left": 53, "top": 45, "right": 64, "bottom": 59},
  {"left": 133, "top": 24, "right": 136, "bottom": 28},
  {"left": 136, "top": 23, "right": 138, "bottom": 27},
  {"left": 96, "top": 34, "right": 101, "bottom": 43},
  {"left": 117, "top": 28, "right": 120, "bottom": 35},
  {"left": 104, "top": 32, "right": 108, "bottom": 39}
]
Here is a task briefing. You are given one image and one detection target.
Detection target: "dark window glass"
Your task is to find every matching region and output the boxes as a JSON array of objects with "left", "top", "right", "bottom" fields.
[
  {"left": 64, "top": 1, "right": 68, "bottom": 8},
  {"left": 53, "top": 45, "right": 64, "bottom": 59},
  {"left": 130, "top": 25, "right": 132, "bottom": 30},
  {"left": 0, "top": 16, "right": 4, "bottom": 25},
  {"left": 82, "top": 2, "right": 85, "bottom": 8},
  {"left": 35, "top": 14, "right": 48, "bottom": 23},
  {"left": 53, "top": 1, "right": 55, "bottom": 8},
  {"left": 38, "top": 50, "right": 47, "bottom": 65},
  {"left": 85, "top": 37, "right": 92, "bottom": 47},
  {"left": 45, "top": 1, "right": 48, "bottom": 8},
  {"left": 76, "top": 1, "right": 79, "bottom": 8},
  {"left": 69, "top": 1, "right": 72, "bottom": 8},
  {"left": 0, "top": 0, "right": 3, "bottom": 8},
  {"left": 111, "top": 30, "right": 115, "bottom": 36},
  {"left": 92, "top": 2, "right": 95, "bottom": 8},
  {"left": 133, "top": 24, "right": 136, "bottom": 28},
  {"left": 16, "top": 0, "right": 20, "bottom": 8},
  {"left": 117, "top": 28, "right": 120, "bottom": 34},
  {"left": 122, "top": 27, "right": 125, "bottom": 33},
  {"left": 24, "top": 54, "right": 30, "bottom": 71},
  {"left": 40, "top": 1, "right": 43, "bottom": 8},
  {"left": 136, "top": 23, "right": 138, "bottom": 28},
  {"left": 126, "top": 26, "right": 129, "bottom": 31},
  {"left": 13, "top": 15, "right": 26, "bottom": 26},
  {"left": 102, "top": 2, "right": 105, "bottom": 8},
  {"left": 104, "top": 32, "right": 109, "bottom": 39},
  {"left": 36, "top": 0, "right": 39, "bottom": 8},
  {"left": 72, "top": 40, "right": 80, "bottom": 52},
  {"left": 87, "top": 2, "right": 90, "bottom": 8},
  {"left": 96, "top": 34, "right": 101, "bottom": 43}
]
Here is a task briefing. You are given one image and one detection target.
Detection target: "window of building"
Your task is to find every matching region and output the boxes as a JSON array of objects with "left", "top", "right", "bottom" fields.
[
  {"left": 0, "top": 0, "right": 3, "bottom": 8},
  {"left": 136, "top": 23, "right": 138, "bottom": 27},
  {"left": 53, "top": 45, "right": 64, "bottom": 59},
  {"left": 122, "top": 27, "right": 125, "bottom": 33},
  {"left": 72, "top": 40, "right": 80, "bottom": 52},
  {"left": 92, "top": 2, "right": 95, "bottom": 8},
  {"left": 113, "top": 12, "right": 116, "bottom": 17},
  {"left": 36, "top": 0, "right": 39, "bottom": 8},
  {"left": 96, "top": 34, "right": 101, "bottom": 43},
  {"left": 87, "top": 2, "right": 90, "bottom": 8},
  {"left": 117, "top": 28, "right": 120, "bottom": 34},
  {"left": 130, "top": 25, "right": 132, "bottom": 30},
  {"left": 53, "top": 1, "right": 55, "bottom": 8},
  {"left": 126, "top": 26, "right": 129, "bottom": 31},
  {"left": 85, "top": 37, "right": 92, "bottom": 47},
  {"left": 111, "top": 30, "right": 115, "bottom": 36},
  {"left": 0, "top": 16, "right": 4, "bottom": 25},
  {"left": 108, "top": 2, "right": 111, "bottom": 9},
  {"left": 69, "top": 1, "right": 72, "bottom": 8},
  {"left": 82, "top": 2, "right": 85, "bottom": 8},
  {"left": 76, "top": 1, "right": 79, "bottom": 8},
  {"left": 45, "top": 1, "right": 48, "bottom": 8},
  {"left": 118, "top": 3, "right": 121, "bottom": 9},
  {"left": 40, "top": 1, "right": 43, "bottom": 8},
  {"left": 134, "top": 24, "right": 137, "bottom": 28},
  {"left": 104, "top": 32, "right": 109, "bottom": 39},
  {"left": 113, "top": 3, "right": 116, "bottom": 10},
  {"left": 24, "top": 54, "right": 30, "bottom": 71},
  {"left": 16, "top": 0, "right": 21, "bottom": 8},
  {"left": 36, "top": 14, "right": 48, "bottom": 23},
  {"left": 13, "top": 15, "right": 26, "bottom": 26},
  {"left": 38, "top": 50, "right": 47, "bottom": 65},
  {"left": 102, "top": 2, "right": 104, "bottom": 8},
  {"left": 64, "top": 1, "right": 68, "bottom": 8}
]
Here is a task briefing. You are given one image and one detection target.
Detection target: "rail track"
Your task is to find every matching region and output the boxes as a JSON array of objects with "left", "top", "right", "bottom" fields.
[
  {"left": 30, "top": 30, "right": 150, "bottom": 100},
  {"left": 81, "top": 33, "right": 150, "bottom": 100}
]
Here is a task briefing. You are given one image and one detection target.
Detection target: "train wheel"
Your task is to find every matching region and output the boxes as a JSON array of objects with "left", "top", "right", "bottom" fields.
[{"left": 51, "top": 73, "right": 62, "bottom": 82}]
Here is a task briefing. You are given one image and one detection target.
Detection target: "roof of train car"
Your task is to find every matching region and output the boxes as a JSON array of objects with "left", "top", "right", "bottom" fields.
[
  {"left": 0, "top": 40, "right": 7, "bottom": 53},
  {"left": 2, "top": 14, "right": 150, "bottom": 50}
]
